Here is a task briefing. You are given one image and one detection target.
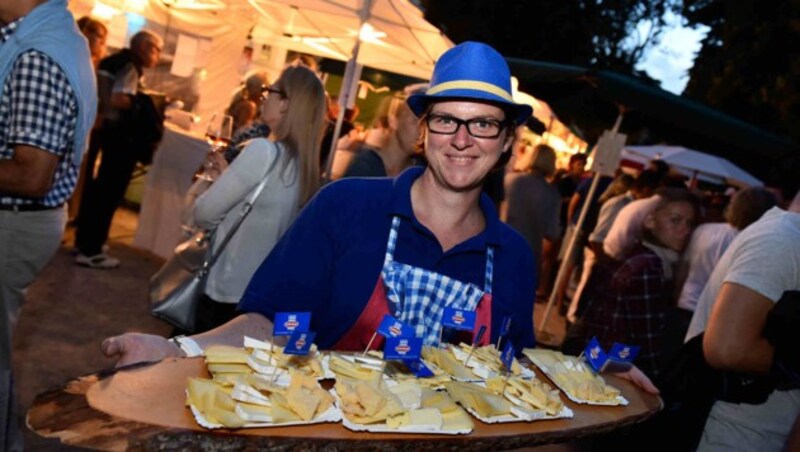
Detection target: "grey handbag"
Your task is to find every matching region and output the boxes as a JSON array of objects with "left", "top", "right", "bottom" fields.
[{"left": 150, "top": 151, "right": 280, "bottom": 331}]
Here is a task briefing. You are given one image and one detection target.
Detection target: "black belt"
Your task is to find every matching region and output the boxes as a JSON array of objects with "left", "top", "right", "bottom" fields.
[{"left": 0, "top": 203, "right": 62, "bottom": 212}]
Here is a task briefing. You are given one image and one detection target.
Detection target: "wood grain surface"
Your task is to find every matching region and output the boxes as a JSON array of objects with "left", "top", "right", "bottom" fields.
[{"left": 28, "top": 357, "right": 662, "bottom": 451}]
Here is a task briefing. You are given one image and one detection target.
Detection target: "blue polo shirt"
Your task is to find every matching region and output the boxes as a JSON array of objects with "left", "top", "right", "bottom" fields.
[{"left": 239, "top": 167, "right": 536, "bottom": 349}]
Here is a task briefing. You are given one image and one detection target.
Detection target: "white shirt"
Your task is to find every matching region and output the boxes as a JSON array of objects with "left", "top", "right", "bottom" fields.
[
  {"left": 676, "top": 223, "right": 738, "bottom": 311},
  {"left": 602, "top": 195, "right": 661, "bottom": 260},
  {"left": 589, "top": 192, "right": 633, "bottom": 244},
  {"left": 685, "top": 207, "right": 800, "bottom": 451}
]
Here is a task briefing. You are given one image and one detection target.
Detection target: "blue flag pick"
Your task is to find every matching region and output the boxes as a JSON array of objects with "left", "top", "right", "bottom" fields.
[
  {"left": 404, "top": 358, "right": 434, "bottom": 378},
  {"left": 607, "top": 343, "right": 640, "bottom": 363},
  {"left": 601, "top": 342, "right": 640, "bottom": 372},
  {"left": 501, "top": 340, "right": 516, "bottom": 372},
  {"left": 273, "top": 312, "right": 311, "bottom": 336},
  {"left": 376, "top": 314, "right": 413, "bottom": 338},
  {"left": 496, "top": 316, "right": 512, "bottom": 349},
  {"left": 283, "top": 330, "right": 316, "bottom": 355},
  {"left": 584, "top": 337, "right": 609, "bottom": 373},
  {"left": 384, "top": 336, "right": 422, "bottom": 360},
  {"left": 442, "top": 306, "right": 476, "bottom": 332}
]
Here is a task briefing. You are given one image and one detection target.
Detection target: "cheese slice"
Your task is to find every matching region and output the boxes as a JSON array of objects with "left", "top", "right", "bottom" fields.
[
  {"left": 387, "top": 381, "right": 422, "bottom": 410},
  {"left": 441, "top": 405, "right": 475, "bottom": 431},
  {"left": 204, "top": 345, "right": 250, "bottom": 364},
  {"left": 235, "top": 402, "right": 272, "bottom": 423},
  {"left": 231, "top": 383, "right": 271, "bottom": 406},
  {"left": 186, "top": 377, "right": 223, "bottom": 410},
  {"left": 207, "top": 363, "right": 253, "bottom": 374}
]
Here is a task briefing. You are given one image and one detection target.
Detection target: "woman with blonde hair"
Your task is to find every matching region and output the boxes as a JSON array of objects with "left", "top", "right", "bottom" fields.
[
  {"left": 342, "top": 83, "right": 427, "bottom": 178},
  {"left": 188, "top": 65, "right": 325, "bottom": 332}
]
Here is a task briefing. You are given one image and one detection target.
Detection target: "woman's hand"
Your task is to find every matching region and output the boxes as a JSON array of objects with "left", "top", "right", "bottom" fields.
[
  {"left": 101, "top": 333, "right": 184, "bottom": 368},
  {"left": 616, "top": 365, "right": 660, "bottom": 395},
  {"left": 202, "top": 151, "right": 229, "bottom": 180}
]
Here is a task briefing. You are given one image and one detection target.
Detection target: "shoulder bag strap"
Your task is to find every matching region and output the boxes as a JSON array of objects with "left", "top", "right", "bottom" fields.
[{"left": 199, "top": 145, "right": 282, "bottom": 276}]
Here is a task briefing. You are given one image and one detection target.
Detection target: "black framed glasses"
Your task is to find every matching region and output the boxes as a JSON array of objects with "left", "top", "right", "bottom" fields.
[
  {"left": 261, "top": 85, "right": 287, "bottom": 99},
  {"left": 425, "top": 114, "right": 507, "bottom": 139}
]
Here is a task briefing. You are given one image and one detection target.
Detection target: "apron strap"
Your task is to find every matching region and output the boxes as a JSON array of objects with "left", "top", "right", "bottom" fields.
[
  {"left": 484, "top": 246, "right": 495, "bottom": 295},
  {"left": 383, "top": 216, "right": 402, "bottom": 268}
]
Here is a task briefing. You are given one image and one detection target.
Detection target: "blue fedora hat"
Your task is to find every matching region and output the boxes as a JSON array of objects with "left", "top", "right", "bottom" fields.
[{"left": 407, "top": 41, "right": 532, "bottom": 125}]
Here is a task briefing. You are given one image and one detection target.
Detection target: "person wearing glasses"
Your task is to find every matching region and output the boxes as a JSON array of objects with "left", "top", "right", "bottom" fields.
[
  {"left": 177, "top": 65, "right": 326, "bottom": 334},
  {"left": 100, "top": 44, "right": 657, "bottom": 396}
]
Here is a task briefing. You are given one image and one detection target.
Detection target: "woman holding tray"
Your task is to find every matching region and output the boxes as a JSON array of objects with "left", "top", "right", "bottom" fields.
[{"left": 103, "top": 42, "right": 658, "bottom": 396}]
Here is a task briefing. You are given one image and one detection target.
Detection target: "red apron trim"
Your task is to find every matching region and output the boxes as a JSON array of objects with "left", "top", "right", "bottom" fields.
[{"left": 332, "top": 278, "right": 391, "bottom": 351}]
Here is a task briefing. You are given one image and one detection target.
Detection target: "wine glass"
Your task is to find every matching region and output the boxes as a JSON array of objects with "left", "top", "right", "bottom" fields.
[{"left": 197, "top": 114, "right": 233, "bottom": 181}]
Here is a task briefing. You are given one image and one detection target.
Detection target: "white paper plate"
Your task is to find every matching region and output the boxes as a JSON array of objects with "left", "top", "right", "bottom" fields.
[
  {"left": 341, "top": 416, "right": 471, "bottom": 435},
  {"left": 190, "top": 401, "right": 342, "bottom": 429},
  {"left": 524, "top": 352, "right": 628, "bottom": 406},
  {"left": 462, "top": 403, "right": 573, "bottom": 424}
]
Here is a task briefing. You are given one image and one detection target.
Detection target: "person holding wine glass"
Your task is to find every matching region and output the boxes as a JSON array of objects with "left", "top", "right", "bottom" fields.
[
  {"left": 181, "top": 65, "right": 326, "bottom": 333},
  {"left": 195, "top": 114, "right": 233, "bottom": 182}
]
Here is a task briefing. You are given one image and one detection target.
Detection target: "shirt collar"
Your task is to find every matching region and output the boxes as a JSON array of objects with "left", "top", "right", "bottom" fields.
[
  {"left": 0, "top": 17, "right": 21, "bottom": 44},
  {"left": 390, "top": 166, "right": 504, "bottom": 247}
]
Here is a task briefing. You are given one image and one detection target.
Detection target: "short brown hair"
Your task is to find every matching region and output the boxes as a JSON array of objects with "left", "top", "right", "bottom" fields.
[
  {"left": 529, "top": 144, "right": 556, "bottom": 177},
  {"left": 725, "top": 187, "right": 778, "bottom": 230}
]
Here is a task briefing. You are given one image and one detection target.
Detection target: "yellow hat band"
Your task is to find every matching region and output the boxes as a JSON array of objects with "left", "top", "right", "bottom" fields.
[{"left": 426, "top": 80, "right": 514, "bottom": 103}]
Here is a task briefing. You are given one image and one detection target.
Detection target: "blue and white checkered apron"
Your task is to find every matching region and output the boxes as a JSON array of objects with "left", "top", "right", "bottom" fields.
[{"left": 382, "top": 216, "right": 494, "bottom": 346}]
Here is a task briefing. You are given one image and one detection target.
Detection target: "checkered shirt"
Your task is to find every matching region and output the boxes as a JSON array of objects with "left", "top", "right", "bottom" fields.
[
  {"left": 577, "top": 244, "right": 671, "bottom": 378},
  {"left": 0, "top": 18, "right": 79, "bottom": 208},
  {"left": 382, "top": 216, "right": 495, "bottom": 346}
]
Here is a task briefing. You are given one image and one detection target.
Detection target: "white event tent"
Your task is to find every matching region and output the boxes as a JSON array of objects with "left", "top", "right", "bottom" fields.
[{"left": 68, "top": 0, "right": 453, "bottom": 124}]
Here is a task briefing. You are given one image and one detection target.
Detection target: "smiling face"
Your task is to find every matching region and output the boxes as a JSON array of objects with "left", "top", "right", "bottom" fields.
[
  {"left": 421, "top": 101, "right": 513, "bottom": 193},
  {"left": 644, "top": 200, "right": 696, "bottom": 252}
]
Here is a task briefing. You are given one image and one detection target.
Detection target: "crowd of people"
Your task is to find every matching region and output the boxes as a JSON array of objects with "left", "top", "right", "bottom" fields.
[{"left": 2, "top": 2, "right": 799, "bottom": 451}]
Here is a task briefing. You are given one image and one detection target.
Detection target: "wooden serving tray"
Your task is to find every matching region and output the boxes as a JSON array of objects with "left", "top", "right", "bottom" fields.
[{"left": 27, "top": 357, "right": 661, "bottom": 451}]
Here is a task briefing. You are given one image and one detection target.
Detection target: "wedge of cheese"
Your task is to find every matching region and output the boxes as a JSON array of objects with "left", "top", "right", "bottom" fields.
[
  {"left": 386, "top": 408, "right": 443, "bottom": 430},
  {"left": 204, "top": 345, "right": 250, "bottom": 364},
  {"left": 329, "top": 354, "right": 382, "bottom": 380},
  {"left": 421, "top": 346, "right": 474, "bottom": 380},
  {"left": 523, "top": 348, "right": 622, "bottom": 404},
  {"left": 207, "top": 363, "right": 253, "bottom": 375},
  {"left": 387, "top": 380, "right": 422, "bottom": 410},
  {"left": 234, "top": 402, "right": 272, "bottom": 423},
  {"left": 335, "top": 377, "right": 404, "bottom": 424},
  {"left": 443, "top": 381, "right": 511, "bottom": 418}
]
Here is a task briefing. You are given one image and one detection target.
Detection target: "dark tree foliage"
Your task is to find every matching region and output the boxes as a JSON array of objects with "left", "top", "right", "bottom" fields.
[
  {"left": 421, "top": 0, "right": 677, "bottom": 74},
  {"left": 683, "top": 0, "right": 800, "bottom": 142}
]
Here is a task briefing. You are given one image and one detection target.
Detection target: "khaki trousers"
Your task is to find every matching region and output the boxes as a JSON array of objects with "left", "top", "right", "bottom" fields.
[{"left": 0, "top": 207, "right": 65, "bottom": 451}]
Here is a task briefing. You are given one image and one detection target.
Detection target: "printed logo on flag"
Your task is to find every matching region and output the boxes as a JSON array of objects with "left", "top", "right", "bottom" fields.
[
  {"left": 283, "top": 330, "right": 316, "bottom": 355},
  {"left": 608, "top": 343, "right": 640, "bottom": 362},
  {"left": 442, "top": 306, "right": 476, "bottom": 331},
  {"left": 377, "top": 314, "right": 413, "bottom": 338},
  {"left": 384, "top": 337, "right": 422, "bottom": 360},
  {"left": 273, "top": 312, "right": 311, "bottom": 336},
  {"left": 585, "top": 337, "right": 609, "bottom": 373},
  {"left": 501, "top": 341, "right": 515, "bottom": 371}
]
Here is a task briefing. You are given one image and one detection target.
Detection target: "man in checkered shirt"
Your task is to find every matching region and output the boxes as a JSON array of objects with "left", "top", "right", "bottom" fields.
[{"left": 0, "top": 0, "right": 96, "bottom": 448}]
